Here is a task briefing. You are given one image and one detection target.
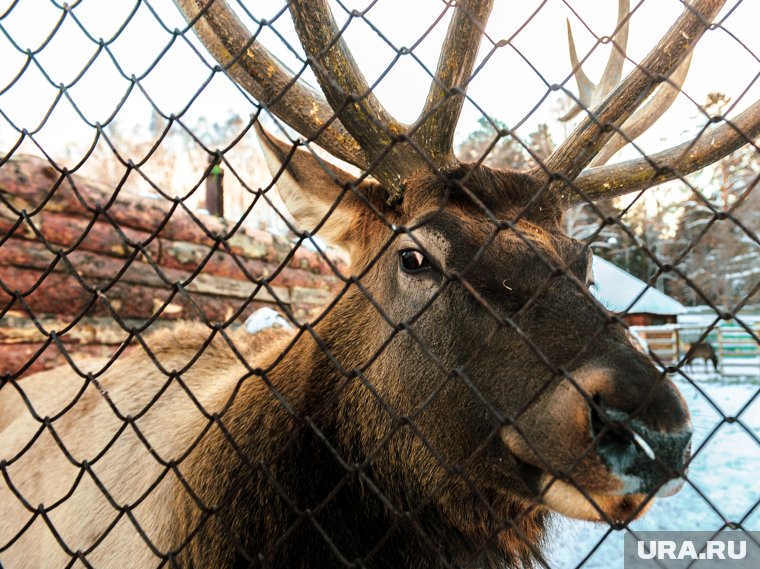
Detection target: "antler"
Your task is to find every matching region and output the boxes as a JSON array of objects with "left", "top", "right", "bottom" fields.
[
  {"left": 563, "top": 98, "right": 760, "bottom": 207},
  {"left": 551, "top": 0, "right": 760, "bottom": 206},
  {"left": 588, "top": 51, "right": 693, "bottom": 168},
  {"left": 176, "top": 0, "right": 760, "bottom": 209},
  {"left": 415, "top": 0, "right": 495, "bottom": 166},
  {"left": 560, "top": 0, "right": 694, "bottom": 168},
  {"left": 175, "top": 0, "right": 493, "bottom": 202},
  {"left": 174, "top": 0, "right": 365, "bottom": 169},
  {"left": 540, "top": 0, "right": 747, "bottom": 197},
  {"left": 561, "top": 0, "right": 631, "bottom": 122}
]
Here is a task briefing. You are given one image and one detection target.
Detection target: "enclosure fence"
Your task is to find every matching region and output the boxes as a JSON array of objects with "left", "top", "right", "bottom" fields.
[
  {"left": 633, "top": 323, "right": 760, "bottom": 376},
  {"left": 1, "top": 1, "right": 759, "bottom": 568}
]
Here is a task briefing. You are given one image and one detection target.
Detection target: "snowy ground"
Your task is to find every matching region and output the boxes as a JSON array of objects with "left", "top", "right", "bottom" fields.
[
  {"left": 545, "top": 375, "right": 760, "bottom": 569},
  {"left": 682, "top": 357, "right": 760, "bottom": 379}
]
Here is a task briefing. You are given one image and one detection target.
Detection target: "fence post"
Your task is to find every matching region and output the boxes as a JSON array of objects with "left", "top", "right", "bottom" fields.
[
  {"left": 675, "top": 327, "right": 681, "bottom": 363},
  {"left": 717, "top": 326, "right": 724, "bottom": 376},
  {"left": 205, "top": 155, "right": 224, "bottom": 217}
]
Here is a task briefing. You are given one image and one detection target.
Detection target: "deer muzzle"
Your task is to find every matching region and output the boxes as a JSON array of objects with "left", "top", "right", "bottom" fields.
[{"left": 501, "top": 358, "right": 692, "bottom": 522}]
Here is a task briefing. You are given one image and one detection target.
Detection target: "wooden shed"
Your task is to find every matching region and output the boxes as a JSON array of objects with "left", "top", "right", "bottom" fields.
[
  {"left": 0, "top": 155, "right": 345, "bottom": 377},
  {"left": 591, "top": 255, "right": 686, "bottom": 326}
]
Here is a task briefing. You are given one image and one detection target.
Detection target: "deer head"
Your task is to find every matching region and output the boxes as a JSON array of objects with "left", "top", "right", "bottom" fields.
[{"left": 174, "top": 0, "right": 757, "bottom": 541}]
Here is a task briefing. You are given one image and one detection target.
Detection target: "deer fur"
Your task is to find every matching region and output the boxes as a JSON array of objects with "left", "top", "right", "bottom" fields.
[{"left": 1, "top": 146, "right": 691, "bottom": 568}]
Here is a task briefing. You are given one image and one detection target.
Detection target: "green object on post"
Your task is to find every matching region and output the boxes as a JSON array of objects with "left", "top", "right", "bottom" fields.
[{"left": 205, "top": 158, "right": 224, "bottom": 217}]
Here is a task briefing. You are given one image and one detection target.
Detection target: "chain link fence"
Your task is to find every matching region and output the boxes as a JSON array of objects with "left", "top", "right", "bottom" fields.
[{"left": 1, "top": 1, "right": 758, "bottom": 567}]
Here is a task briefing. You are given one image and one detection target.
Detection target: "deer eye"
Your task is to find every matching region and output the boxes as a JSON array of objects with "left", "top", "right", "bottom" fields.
[{"left": 399, "top": 249, "right": 430, "bottom": 273}]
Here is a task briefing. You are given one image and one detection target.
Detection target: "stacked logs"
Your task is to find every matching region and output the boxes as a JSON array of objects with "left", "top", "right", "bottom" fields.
[{"left": 0, "top": 155, "right": 345, "bottom": 376}]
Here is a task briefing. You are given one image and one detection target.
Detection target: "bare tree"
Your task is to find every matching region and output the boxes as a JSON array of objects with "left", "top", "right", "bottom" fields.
[
  {"left": 83, "top": 111, "right": 280, "bottom": 227},
  {"left": 668, "top": 141, "right": 760, "bottom": 308},
  {"left": 458, "top": 117, "right": 554, "bottom": 171}
]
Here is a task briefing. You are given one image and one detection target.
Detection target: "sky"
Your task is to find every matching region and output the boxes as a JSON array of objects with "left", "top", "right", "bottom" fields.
[{"left": 0, "top": 0, "right": 759, "bottom": 189}]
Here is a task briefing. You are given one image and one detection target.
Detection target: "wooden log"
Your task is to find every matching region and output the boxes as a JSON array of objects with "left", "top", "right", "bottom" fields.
[
  {"left": 1, "top": 156, "right": 224, "bottom": 239},
  {"left": 0, "top": 192, "right": 280, "bottom": 263},
  {"left": 0, "top": 209, "right": 162, "bottom": 260},
  {"left": 0, "top": 238, "right": 291, "bottom": 300},
  {"left": 0, "top": 237, "right": 339, "bottom": 301},
  {"left": 1, "top": 207, "right": 343, "bottom": 288},
  {"left": 155, "top": 240, "right": 340, "bottom": 288},
  {"left": 0, "top": 156, "right": 347, "bottom": 272},
  {"left": 0, "top": 268, "right": 284, "bottom": 323},
  {"left": 1, "top": 156, "right": 342, "bottom": 329}
]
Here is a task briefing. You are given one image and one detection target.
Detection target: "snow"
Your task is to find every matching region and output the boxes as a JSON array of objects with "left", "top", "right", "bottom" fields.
[
  {"left": 726, "top": 266, "right": 760, "bottom": 280},
  {"left": 680, "top": 357, "right": 760, "bottom": 378},
  {"left": 244, "top": 307, "right": 294, "bottom": 334},
  {"left": 679, "top": 308, "right": 760, "bottom": 326},
  {"left": 591, "top": 256, "right": 686, "bottom": 316}
]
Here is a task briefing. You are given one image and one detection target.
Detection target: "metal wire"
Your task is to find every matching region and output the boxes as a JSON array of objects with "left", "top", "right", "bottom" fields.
[{"left": 0, "top": 1, "right": 758, "bottom": 568}]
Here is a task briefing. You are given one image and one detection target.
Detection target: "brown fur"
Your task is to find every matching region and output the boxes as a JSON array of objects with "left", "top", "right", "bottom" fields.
[{"left": 1, "top": 153, "right": 690, "bottom": 568}]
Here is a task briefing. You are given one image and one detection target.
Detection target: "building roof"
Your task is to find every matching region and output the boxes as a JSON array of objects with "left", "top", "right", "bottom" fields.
[{"left": 591, "top": 256, "right": 686, "bottom": 316}]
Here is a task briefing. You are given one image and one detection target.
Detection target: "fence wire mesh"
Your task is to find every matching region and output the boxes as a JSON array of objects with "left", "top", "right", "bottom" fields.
[{"left": 0, "top": 0, "right": 759, "bottom": 568}]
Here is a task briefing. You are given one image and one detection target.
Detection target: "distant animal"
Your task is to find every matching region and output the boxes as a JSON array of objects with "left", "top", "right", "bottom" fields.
[{"left": 685, "top": 341, "right": 720, "bottom": 372}]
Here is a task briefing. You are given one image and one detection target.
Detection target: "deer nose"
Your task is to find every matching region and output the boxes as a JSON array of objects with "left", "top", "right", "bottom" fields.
[{"left": 589, "top": 399, "right": 692, "bottom": 496}]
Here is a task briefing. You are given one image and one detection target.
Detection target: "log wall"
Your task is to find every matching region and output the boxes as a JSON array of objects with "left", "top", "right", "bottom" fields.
[{"left": 0, "top": 155, "right": 346, "bottom": 376}]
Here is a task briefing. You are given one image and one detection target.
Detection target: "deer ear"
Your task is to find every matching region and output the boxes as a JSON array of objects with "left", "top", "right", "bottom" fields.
[{"left": 256, "top": 124, "right": 384, "bottom": 250}]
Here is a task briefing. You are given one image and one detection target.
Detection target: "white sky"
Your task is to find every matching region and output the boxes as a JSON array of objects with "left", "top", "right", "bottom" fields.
[{"left": 0, "top": 0, "right": 759, "bottom": 177}]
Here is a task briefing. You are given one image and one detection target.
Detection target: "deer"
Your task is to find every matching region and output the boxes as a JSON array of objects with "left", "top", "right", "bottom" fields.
[
  {"left": 1, "top": 0, "right": 759, "bottom": 567},
  {"left": 684, "top": 341, "right": 720, "bottom": 372}
]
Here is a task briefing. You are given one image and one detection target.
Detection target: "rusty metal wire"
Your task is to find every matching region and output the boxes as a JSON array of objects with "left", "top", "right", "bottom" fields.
[{"left": 0, "top": 1, "right": 758, "bottom": 568}]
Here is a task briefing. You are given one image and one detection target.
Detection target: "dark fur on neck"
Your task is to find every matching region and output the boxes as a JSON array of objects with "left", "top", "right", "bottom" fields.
[{"left": 173, "top": 315, "right": 548, "bottom": 569}]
